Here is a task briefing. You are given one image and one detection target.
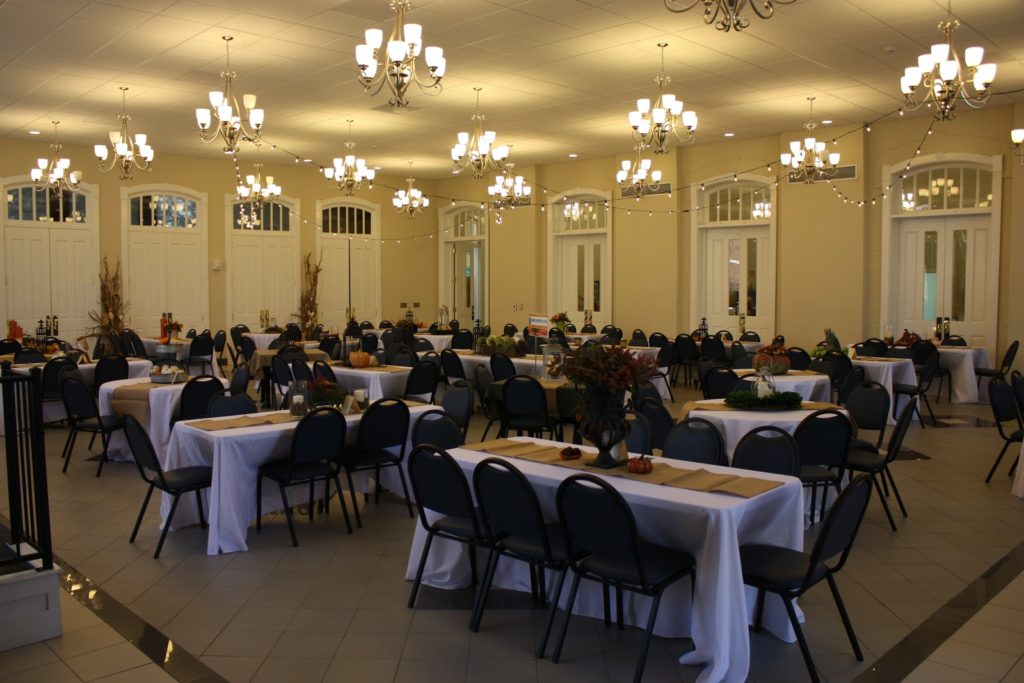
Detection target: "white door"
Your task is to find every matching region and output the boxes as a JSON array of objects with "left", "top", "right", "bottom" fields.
[
  {"left": 556, "top": 235, "right": 608, "bottom": 328},
  {"left": 228, "top": 230, "right": 299, "bottom": 329},
  {"left": 896, "top": 215, "right": 992, "bottom": 346},
  {"left": 703, "top": 227, "right": 770, "bottom": 339},
  {"left": 448, "top": 240, "right": 485, "bottom": 325},
  {"left": 316, "top": 201, "right": 381, "bottom": 330}
]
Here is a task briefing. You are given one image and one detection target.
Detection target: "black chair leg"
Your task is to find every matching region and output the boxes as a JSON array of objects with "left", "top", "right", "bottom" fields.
[
  {"left": 408, "top": 530, "right": 436, "bottom": 608},
  {"left": 60, "top": 428, "right": 78, "bottom": 473},
  {"left": 827, "top": 575, "right": 863, "bottom": 661},
  {"left": 256, "top": 475, "right": 263, "bottom": 530},
  {"left": 634, "top": 592, "right": 662, "bottom": 683},
  {"left": 279, "top": 484, "right": 298, "bottom": 547},
  {"left": 985, "top": 441, "right": 1011, "bottom": 483},
  {"left": 195, "top": 489, "right": 207, "bottom": 528},
  {"left": 884, "top": 466, "right": 908, "bottom": 517},
  {"left": 808, "top": 484, "right": 818, "bottom": 525},
  {"left": 332, "top": 475, "right": 353, "bottom": 534},
  {"left": 616, "top": 585, "right": 624, "bottom": 631},
  {"left": 537, "top": 568, "right": 567, "bottom": 658},
  {"left": 395, "top": 464, "right": 415, "bottom": 519},
  {"left": 130, "top": 485, "right": 155, "bottom": 543},
  {"left": 551, "top": 571, "right": 582, "bottom": 664},
  {"left": 470, "top": 547, "right": 500, "bottom": 632},
  {"left": 468, "top": 543, "right": 479, "bottom": 586},
  {"left": 921, "top": 391, "right": 936, "bottom": 425},
  {"left": 308, "top": 479, "right": 315, "bottom": 521},
  {"left": 753, "top": 588, "right": 766, "bottom": 632},
  {"left": 345, "top": 470, "right": 363, "bottom": 528},
  {"left": 602, "top": 582, "right": 611, "bottom": 626},
  {"left": 154, "top": 494, "right": 181, "bottom": 559},
  {"left": 373, "top": 464, "right": 381, "bottom": 504},
  {"left": 95, "top": 432, "right": 111, "bottom": 477},
  {"left": 872, "top": 473, "right": 898, "bottom": 531},
  {"left": 537, "top": 566, "right": 548, "bottom": 608},
  {"left": 782, "top": 595, "right": 821, "bottom": 683}
]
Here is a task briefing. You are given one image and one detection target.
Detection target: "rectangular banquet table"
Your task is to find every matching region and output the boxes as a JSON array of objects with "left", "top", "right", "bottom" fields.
[
  {"left": 406, "top": 437, "right": 804, "bottom": 683},
  {"left": 242, "top": 332, "right": 321, "bottom": 351},
  {"left": 140, "top": 337, "right": 223, "bottom": 378},
  {"left": 98, "top": 376, "right": 229, "bottom": 461},
  {"left": 851, "top": 357, "right": 916, "bottom": 424},
  {"left": 162, "top": 403, "right": 436, "bottom": 554},
  {"left": 323, "top": 363, "right": 412, "bottom": 402},
  {"left": 936, "top": 346, "right": 990, "bottom": 403}
]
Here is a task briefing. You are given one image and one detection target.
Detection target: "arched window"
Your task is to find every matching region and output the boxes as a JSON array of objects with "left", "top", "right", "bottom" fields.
[
  {"left": 557, "top": 194, "right": 608, "bottom": 232},
  {"left": 446, "top": 206, "right": 486, "bottom": 238},
  {"left": 322, "top": 204, "right": 372, "bottom": 235},
  {"left": 231, "top": 200, "right": 290, "bottom": 231},
  {"left": 704, "top": 183, "right": 772, "bottom": 223},
  {"left": 896, "top": 165, "right": 993, "bottom": 213},
  {"left": 6, "top": 185, "right": 87, "bottom": 223},
  {"left": 129, "top": 193, "right": 197, "bottom": 228}
]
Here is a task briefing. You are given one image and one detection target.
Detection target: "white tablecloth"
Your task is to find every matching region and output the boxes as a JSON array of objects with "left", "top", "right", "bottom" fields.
[
  {"left": 1012, "top": 442, "right": 1024, "bottom": 498},
  {"left": 851, "top": 357, "right": 916, "bottom": 424},
  {"left": 407, "top": 437, "right": 804, "bottom": 683},
  {"left": 163, "top": 404, "right": 436, "bottom": 554},
  {"left": 936, "top": 347, "right": 990, "bottom": 403},
  {"left": 140, "top": 337, "right": 223, "bottom": 378},
  {"left": 734, "top": 370, "right": 831, "bottom": 402},
  {"left": 324, "top": 364, "right": 412, "bottom": 402},
  {"left": 243, "top": 333, "right": 320, "bottom": 351},
  {"left": 688, "top": 399, "right": 849, "bottom": 459},
  {"left": 98, "top": 376, "right": 229, "bottom": 461}
]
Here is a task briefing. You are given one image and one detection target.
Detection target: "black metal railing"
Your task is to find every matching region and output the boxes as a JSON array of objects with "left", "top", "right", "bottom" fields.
[{"left": 1, "top": 366, "right": 54, "bottom": 570}]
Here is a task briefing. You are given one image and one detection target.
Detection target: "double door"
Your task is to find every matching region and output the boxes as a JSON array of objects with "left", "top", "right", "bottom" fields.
[
  {"left": 447, "top": 240, "right": 485, "bottom": 326},
  {"left": 556, "top": 234, "right": 608, "bottom": 328},
  {"left": 702, "top": 227, "right": 771, "bottom": 339}
]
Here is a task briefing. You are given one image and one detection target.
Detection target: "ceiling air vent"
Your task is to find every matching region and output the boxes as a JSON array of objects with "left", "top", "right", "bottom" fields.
[
  {"left": 620, "top": 183, "right": 672, "bottom": 199},
  {"left": 786, "top": 165, "right": 857, "bottom": 184}
]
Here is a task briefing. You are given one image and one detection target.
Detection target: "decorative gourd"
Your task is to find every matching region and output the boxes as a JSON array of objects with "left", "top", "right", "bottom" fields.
[{"left": 349, "top": 350, "right": 371, "bottom": 368}]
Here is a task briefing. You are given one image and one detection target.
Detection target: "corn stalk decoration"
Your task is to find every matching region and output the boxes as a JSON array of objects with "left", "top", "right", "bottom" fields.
[
  {"left": 77, "top": 256, "right": 129, "bottom": 352},
  {"left": 294, "top": 252, "right": 324, "bottom": 340}
]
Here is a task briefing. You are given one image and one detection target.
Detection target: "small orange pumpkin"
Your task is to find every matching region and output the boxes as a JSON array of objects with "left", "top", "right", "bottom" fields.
[{"left": 349, "top": 350, "right": 371, "bottom": 368}]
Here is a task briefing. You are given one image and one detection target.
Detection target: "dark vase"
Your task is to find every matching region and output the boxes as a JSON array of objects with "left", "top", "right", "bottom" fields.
[{"left": 579, "top": 385, "right": 627, "bottom": 469}]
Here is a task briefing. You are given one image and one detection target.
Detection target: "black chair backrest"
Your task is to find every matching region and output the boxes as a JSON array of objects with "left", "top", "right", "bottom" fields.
[
  {"left": 941, "top": 335, "right": 967, "bottom": 346},
  {"left": 179, "top": 375, "right": 224, "bottom": 421},
  {"left": 624, "top": 411, "right": 652, "bottom": 455},
  {"left": 213, "top": 330, "right": 227, "bottom": 354},
  {"left": 359, "top": 320, "right": 374, "bottom": 330},
  {"left": 846, "top": 381, "right": 891, "bottom": 434},
  {"left": 703, "top": 366, "right": 739, "bottom": 399},
  {"left": 440, "top": 349, "right": 466, "bottom": 380},
  {"left": 648, "top": 332, "right": 669, "bottom": 348},
  {"left": 883, "top": 397, "right": 917, "bottom": 464},
  {"left": 858, "top": 338, "right": 888, "bottom": 357},
  {"left": 502, "top": 375, "right": 547, "bottom": 421},
  {"left": 918, "top": 352, "right": 939, "bottom": 388},
  {"left": 473, "top": 364, "right": 501, "bottom": 419},
  {"left": 312, "top": 360, "right": 337, "bottom": 385},
  {"left": 290, "top": 408, "right": 346, "bottom": 472},
  {"left": 788, "top": 347, "right": 812, "bottom": 371},
  {"left": 123, "top": 415, "right": 167, "bottom": 488},
  {"left": 95, "top": 354, "right": 129, "bottom": 387},
  {"left": 61, "top": 376, "right": 99, "bottom": 422},
  {"left": 886, "top": 345, "right": 913, "bottom": 359},
  {"left": 656, "top": 343, "right": 675, "bottom": 368},
  {"left": 408, "top": 445, "right": 480, "bottom": 535},
  {"left": 715, "top": 329, "right": 733, "bottom": 341},
  {"left": 12, "top": 347, "right": 45, "bottom": 364},
  {"left": 449, "top": 320, "right": 460, "bottom": 331},
  {"left": 733, "top": 426, "right": 800, "bottom": 476},
  {"left": 129, "top": 331, "right": 149, "bottom": 358},
  {"left": 824, "top": 351, "right": 852, "bottom": 385},
  {"left": 999, "top": 340, "right": 1020, "bottom": 375},
  {"left": 739, "top": 331, "right": 760, "bottom": 342},
  {"left": 228, "top": 364, "right": 251, "bottom": 396},
  {"left": 240, "top": 335, "right": 256, "bottom": 361},
  {"left": 989, "top": 378, "right": 1022, "bottom": 427},
  {"left": 837, "top": 366, "right": 866, "bottom": 405},
  {"left": 414, "top": 338, "right": 434, "bottom": 352},
  {"left": 405, "top": 361, "right": 439, "bottom": 401},
  {"left": 185, "top": 328, "right": 197, "bottom": 339},
  {"left": 731, "top": 342, "right": 751, "bottom": 369},
  {"left": 910, "top": 339, "right": 937, "bottom": 366},
  {"left": 556, "top": 475, "right": 647, "bottom": 587},
  {"left": 283, "top": 324, "right": 302, "bottom": 341},
  {"left": 801, "top": 475, "right": 872, "bottom": 590},
  {"left": 380, "top": 329, "right": 395, "bottom": 347},
  {"left": 547, "top": 328, "right": 567, "bottom": 347},
  {"left": 563, "top": 323, "right": 575, "bottom": 333},
  {"left": 474, "top": 458, "right": 554, "bottom": 561},
  {"left": 291, "top": 359, "right": 314, "bottom": 382},
  {"left": 662, "top": 417, "right": 727, "bottom": 466},
  {"left": 674, "top": 334, "right": 699, "bottom": 362},
  {"left": 0, "top": 338, "right": 22, "bottom": 354},
  {"left": 361, "top": 333, "right": 378, "bottom": 354},
  {"left": 638, "top": 397, "right": 673, "bottom": 452},
  {"left": 628, "top": 329, "right": 648, "bottom": 347},
  {"left": 580, "top": 323, "right": 597, "bottom": 333},
  {"left": 490, "top": 352, "right": 516, "bottom": 382},
  {"left": 808, "top": 357, "right": 833, "bottom": 378},
  {"left": 355, "top": 398, "right": 410, "bottom": 452},
  {"left": 391, "top": 346, "right": 419, "bottom": 368},
  {"left": 42, "top": 357, "right": 77, "bottom": 396},
  {"left": 1011, "top": 371, "right": 1024, "bottom": 416},
  {"left": 631, "top": 382, "right": 661, "bottom": 410},
  {"left": 451, "top": 329, "right": 474, "bottom": 350},
  {"left": 701, "top": 335, "right": 726, "bottom": 362},
  {"left": 794, "top": 409, "right": 851, "bottom": 469},
  {"left": 379, "top": 320, "right": 393, "bottom": 328},
  {"left": 600, "top": 324, "right": 616, "bottom": 334},
  {"left": 503, "top": 323, "right": 518, "bottom": 336},
  {"left": 411, "top": 409, "right": 464, "bottom": 450},
  {"left": 277, "top": 344, "right": 308, "bottom": 363},
  {"left": 270, "top": 355, "right": 293, "bottom": 390},
  {"left": 208, "top": 393, "right": 257, "bottom": 417},
  {"left": 319, "top": 335, "right": 341, "bottom": 356}
]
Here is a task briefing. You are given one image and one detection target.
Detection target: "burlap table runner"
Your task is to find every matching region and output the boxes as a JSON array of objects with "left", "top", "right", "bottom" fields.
[
  {"left": 463, "top": 439, "right": 782, "bottom": 498},
  {"left": 854, "top": 356, "right": 903, "bottom": 362},
  {"left": 357, "top": 365, "right": 407, "bottom": 373},
  {"left": 111, "top": 382, "right": 162, "bottom": 424},
  {"left": 735, "top": 369, "right": 823, "bottom": 377},
  {"left": 680, "top": 399, "right": 840, "bottom": 421},
  {"left": 188, "top": 412, "right": 300, "bottom": 432}
]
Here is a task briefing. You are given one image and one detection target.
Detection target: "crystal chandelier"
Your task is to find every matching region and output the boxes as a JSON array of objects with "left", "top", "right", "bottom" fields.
[
  {"left": 616, "top": 147, "right": 664, "bottom": 199},
  {"left": 899, "top": 4, "right": 996, "bottom": 121},
  {"left": 235, "top": 149, "right": 281, "bottom": 229},
  {"left": 1012, "top": 129, "right": 1024, "bottom": 164},
  {"left": 629, "top": 43, "right": 697, "bottom": 154},
  {"left": 487, "top": 166, "right": 532, "bottom": 210},
  {"left": 451, "top": 88, "right": 511, "bottom": 178},
  {"left": 780, "top": 97, "right": 840, "bottom": 184},
  {"left": 93, "top": 87, "right": 153, "bottom": 181},
  {"left": 355, "top": 0, "right": 446, "bottom": 108},
  {"left": 324, "top": 120, "right": 376, "bottom": 195},
  {"left": 664, "top": 0, "right": 796, "bottom": 32},
  {"left": 195, "top": 36, "right": 265, "bottom": 153},
  {"left": 30, "top": 121, "right": 81, "bottom": 194},
  {"left": 393, "top": 163, "right": 429, "bottom": 218}
]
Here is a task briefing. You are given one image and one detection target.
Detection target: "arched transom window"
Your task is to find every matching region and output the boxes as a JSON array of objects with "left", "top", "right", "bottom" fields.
[
  {"left": 704, "top": 184, "right": 772, "bottom": 223},
  {"left": 558, "top": 194, "right": 607, "bottom": 232},
  {"left": 898, "top": 165, "right": 993, "bottom": 213},
  {"left": 130, "top": 193, "right": 197, "bottom": 228},
  {"left": 6, "top": 185, "right": 86, "bottom": 223}
]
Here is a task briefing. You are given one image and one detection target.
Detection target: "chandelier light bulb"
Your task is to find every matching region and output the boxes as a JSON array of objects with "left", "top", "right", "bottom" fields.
[
  {"left": 782, "top": 97, "right": 840, "bottom": 183},
  {"left": 451, "top": 88, "right": 512, "bottom": 178},
  {"left": 355, "top": 1, "right": 444, "bottom": 107},
  {"left": 31, "top": 121, "right": 82, "bottom": 194},
  {"left": 196, "top": 36, "right": 265, "bottom": 152},
  {"left": 628, "top": 43, "right": 698, "bottom": 154}
]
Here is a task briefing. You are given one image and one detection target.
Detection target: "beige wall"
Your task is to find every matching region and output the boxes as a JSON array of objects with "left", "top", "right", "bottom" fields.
[{"left": 1, "top": 103, "right": 1019, "bottom": 364}]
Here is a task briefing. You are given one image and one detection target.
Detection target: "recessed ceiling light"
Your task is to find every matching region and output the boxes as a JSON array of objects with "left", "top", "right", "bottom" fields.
[
  {"left": 303, "top": 158, "right": 312, "bottom": 163},
  {"left": 28, "top": 130, "right": 40, "bottom": 135},
  {"left": 373, "top": 166, "right": 381, "bottom": 170},
  {"left": 568, "top": 153, "right": 578, "bottom": 158},
  {"left": 821, "top": 119, "right": 832, "bottom": 125},
  {"left": 723, "top": 132, "right": 735, "bottom": 137}
]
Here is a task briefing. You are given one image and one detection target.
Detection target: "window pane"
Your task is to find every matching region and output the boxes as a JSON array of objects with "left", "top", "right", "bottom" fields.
[
  {"left": 747, "top": 238, "right": 758, "bottom": 317},
  {"left": 923, "top": 231, "right": 938, "bottom": 321},
  {"left": 978, "top": 170, "right": 992, "bottom": 208},
  {"left": 576, "top": 245, "right": 585, "bottom": 312},
  {"left": 946, "top": 168, "right": 961, "bottom": 209},
  {"left": 951, "top": 229, "right": 967, "bottom": 321},
  {"left": 728, "top": 239, "right": 740, "bottom": 316},
  {"left": 593, "top": 243, "right": 601, "bottom": 313},
  {"left": 962, "top": 168, "right": 977, "bottom": 208}
]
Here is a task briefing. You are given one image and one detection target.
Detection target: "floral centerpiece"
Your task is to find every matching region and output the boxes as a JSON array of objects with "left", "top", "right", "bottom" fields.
[
  {"left": 551, "top": 344, "right": 657, "bottom": 468},
  {"left": 165, "top": 320, "right": 183, "bottom": 340},
  {"left": 309, "top": 376, "right": 347, "bottom": 408},
  {"left": 550, "top": 311, "right": 571, "bottom": 332},
  {"left": 811, "top": 327, "right": 846, "bottom": 359},
  {"left": 754, "top": 340, "right": 791, "bottom": 375},
  {"left": 479, "top": 334, "right": 524, "bottom": 357}
]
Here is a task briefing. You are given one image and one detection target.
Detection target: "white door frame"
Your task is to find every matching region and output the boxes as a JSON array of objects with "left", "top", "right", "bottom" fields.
[
  {"left": 438, "top": 202, "right": 489, "bottom": 325},
  {"left": 120, "top": 183, "right": 209, "bottom": 332},
  {"left": 0, "top": 176, "right": 100, "bottom": 342},
  {"left": 689, "top": 173, "right": 777, "bottom": 335},
  {"left": 315, "top": 195, "right": 382, "bottom": 325},
  {"left": 880, "top": 153, "right": 1001, "bottom": 353},
  {"left": 223, "top": 194, "right": 300, "bottom": 328},
  {"left": 546, "top": 188, "right": 613, "bottom": 323}
]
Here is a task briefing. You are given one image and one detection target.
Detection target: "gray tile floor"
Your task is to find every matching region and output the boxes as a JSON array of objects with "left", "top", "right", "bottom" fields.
[{"left": 2, "top": 383, "right": 1023, "bottom": 682}]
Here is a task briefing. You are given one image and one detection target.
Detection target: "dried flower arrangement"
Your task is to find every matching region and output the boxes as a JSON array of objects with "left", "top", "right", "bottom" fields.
[
  {"left": 293, "top": 252, "right": 324, "bottom": 341},
  {"left": 77, "top": 256, "right": 128, "bottom": 353}
]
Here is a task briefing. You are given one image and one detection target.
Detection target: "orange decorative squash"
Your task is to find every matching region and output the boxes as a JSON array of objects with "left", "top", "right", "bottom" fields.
[{"left": 348, "top": 350, "right": 371, "bottom": 368}]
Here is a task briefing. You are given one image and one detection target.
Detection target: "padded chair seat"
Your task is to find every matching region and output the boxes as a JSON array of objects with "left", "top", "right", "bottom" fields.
[
  {"left": 499, "top": 522, "right": 567, "bottom": 562},
  {"left": 844, "top": 449, "right": 887, "bottom": 470},
  {"left": 160, "top": 465, "right": 213, "bottom": 492},
  {"left": 259, "top": 459, "right": 332, "bottom": 483},
  {"left": 892, "top": 382, "right": 918, "bottom": 395},
  {"left": 740, "top": 544, "right": 827, "bottom": 591},
  {"left": 799, "top": 465, "right": 838, "bottom": 484},
  {"left": 76, "top": 414, "right": 124, "bottom": 432},
  {"left": 849, "top": 437, "right": 878, "bottom": 453},
  {"left": 580, "top": 541, "right": 695, "bottom": 588},
  {"left": 431, "top": 513, "right": 481, "bottom": 541},
  {"left": 346, "top": 448, "right": 400, "bottom": 469},
  {"left": 975, "top": 367, "right": 1002, "bottom": 378}
]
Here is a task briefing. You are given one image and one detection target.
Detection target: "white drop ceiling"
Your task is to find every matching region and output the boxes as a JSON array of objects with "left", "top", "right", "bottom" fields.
[{"left": 2, "top": 0, "right": 1023, "bottom": 177}]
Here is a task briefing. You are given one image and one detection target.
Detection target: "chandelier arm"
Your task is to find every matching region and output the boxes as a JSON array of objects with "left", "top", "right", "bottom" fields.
[{"left": 663, "top": 0, "right": 703, "bottom": 14}]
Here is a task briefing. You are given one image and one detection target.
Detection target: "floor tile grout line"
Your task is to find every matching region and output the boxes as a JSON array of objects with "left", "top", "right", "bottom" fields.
[
  {"left": 850, "top": 536, "right": 1024, "bottom": 683},
  {"left": 0, "top": 515, "right": 226, "bottom": 683}
]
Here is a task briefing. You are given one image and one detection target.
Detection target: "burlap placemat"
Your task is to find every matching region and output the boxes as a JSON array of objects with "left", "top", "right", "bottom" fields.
[
  {"left": 663, "top": 468, "right": 783, "bottom": 498},
  {"left": 188, "top": 412, "right": 300, "bottom": 432},
  {"left": 681, "top": 399, "right": 840, "bottom": 420},
  {"left": 111, "top": 382, "right": 162, "bottom": 423}
]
